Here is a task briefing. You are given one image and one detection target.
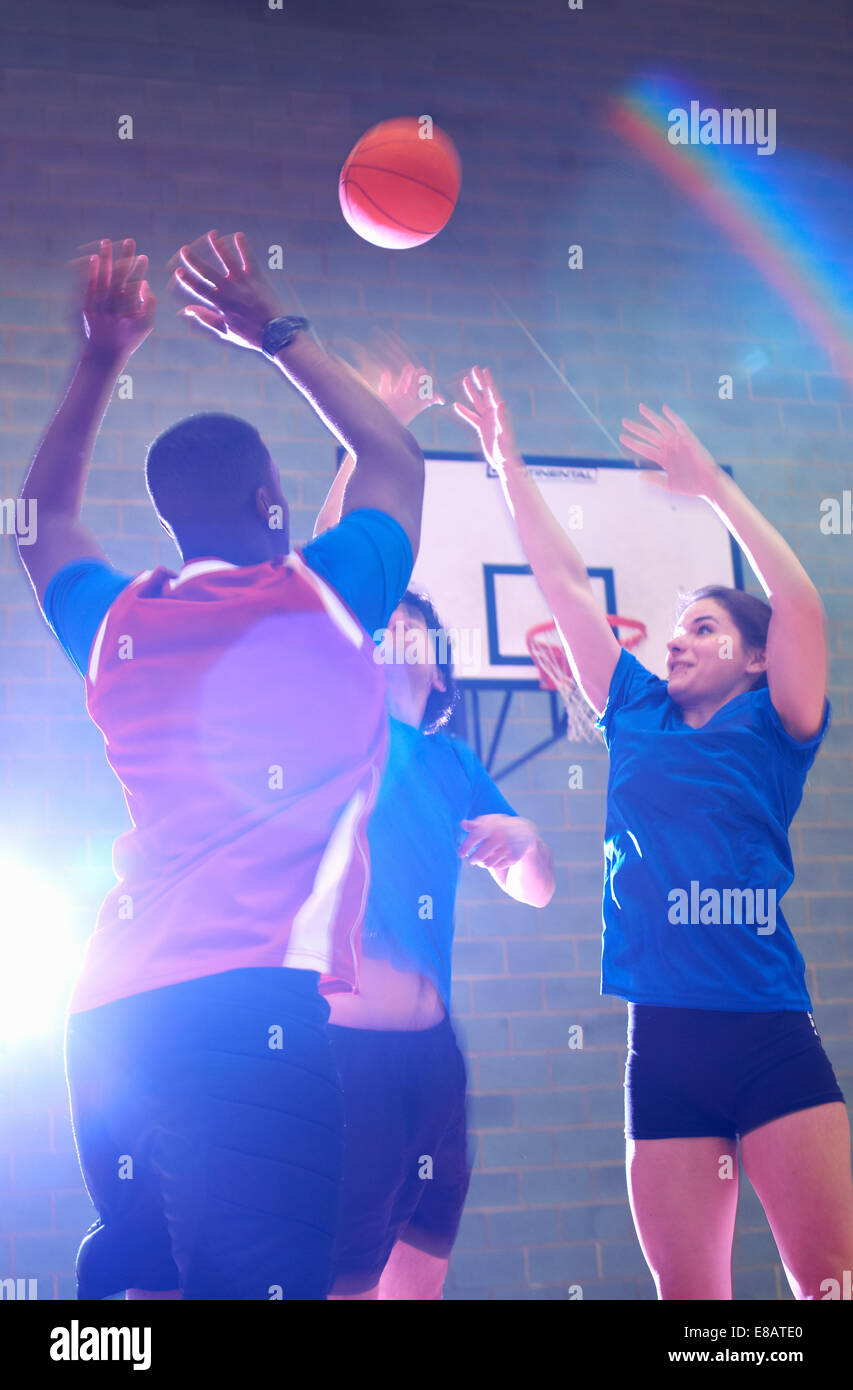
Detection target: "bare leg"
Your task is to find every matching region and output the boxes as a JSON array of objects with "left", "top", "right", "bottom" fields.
[
  {"left": 377, "top": 1239, "right": 449, "bottom": 1300},
  {"left": 626, "top": 1136, "right": 739, "bottom": 1299},
  {"left": 740, "top": 1102, "right": 853, "bottom": 1300},
  {"left": 327, "top": 1284, "right": 379, "bottom": 1301},
  {"left": 126, "top": 1289, "right": 182, "bottom": 1300}
]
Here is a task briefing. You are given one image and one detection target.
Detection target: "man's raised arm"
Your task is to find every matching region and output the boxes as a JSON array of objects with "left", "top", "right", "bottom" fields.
[
  {"left": 170, "top": 230, "right": 425, "bottom": 557},
  {"left": 17, "top": 238, "right": 156, "bottom": 606}
]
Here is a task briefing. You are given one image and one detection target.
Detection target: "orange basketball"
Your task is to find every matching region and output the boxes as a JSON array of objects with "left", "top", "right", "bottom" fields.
[{"left": 338, "top": 117, "right": 461, "bottom": 250}]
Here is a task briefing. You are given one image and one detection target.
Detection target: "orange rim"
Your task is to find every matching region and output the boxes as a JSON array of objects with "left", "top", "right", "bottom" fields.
[{"left": 526, "top": 616, "right": 647, "bottom": 691}]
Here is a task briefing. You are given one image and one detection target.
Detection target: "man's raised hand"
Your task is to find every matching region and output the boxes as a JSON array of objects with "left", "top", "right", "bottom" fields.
[
  {"left": 169, "top": 230, "right": 285, "bottom": 351},
  {"left": 72, "top": 238, "right": 156, "bottom": 363}
]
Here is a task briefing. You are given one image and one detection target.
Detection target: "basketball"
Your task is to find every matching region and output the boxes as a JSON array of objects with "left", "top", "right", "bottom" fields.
[{"left": 338, "top": 116, "right": 461, "bottom": 250}]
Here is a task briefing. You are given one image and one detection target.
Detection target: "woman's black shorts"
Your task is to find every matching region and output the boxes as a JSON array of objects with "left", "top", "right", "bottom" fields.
[
  {"left": 625, "top": 1004, "right": 846, "bottom": 1141},
  {"left": 327, "top": 1016, "right": 471, "bottom": 1295}
]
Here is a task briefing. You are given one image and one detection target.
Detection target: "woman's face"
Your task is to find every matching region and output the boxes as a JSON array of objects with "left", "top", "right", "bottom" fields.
[
  {"left": 383, "top": 603, "right": 446, "bottom": 722},
  {"left": 666, "top": 598, "right": 766, "bottom": 707}
]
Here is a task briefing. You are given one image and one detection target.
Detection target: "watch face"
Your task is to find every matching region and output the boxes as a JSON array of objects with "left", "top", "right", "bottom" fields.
[
  {"left": 264, "top": 321, "right": 290, "bottom": 355},
  {"left": 264, "top": 318, "right": 304, "bottom": 355}
]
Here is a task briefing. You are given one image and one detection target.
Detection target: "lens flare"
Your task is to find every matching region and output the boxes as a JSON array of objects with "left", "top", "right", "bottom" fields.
[{"left": 0, "top": 859, "right": 81, "bottom": 1044}]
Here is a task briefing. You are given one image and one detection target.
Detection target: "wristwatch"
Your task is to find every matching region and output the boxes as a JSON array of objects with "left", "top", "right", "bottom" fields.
[{"left": 260, "top": 315, "right": 309, "bottom": 359}]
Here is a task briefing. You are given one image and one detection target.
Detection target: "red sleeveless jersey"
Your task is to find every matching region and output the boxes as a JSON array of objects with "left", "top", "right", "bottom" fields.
[{"left": 68, "top": 551, "right": 387, "bottom": 1014}]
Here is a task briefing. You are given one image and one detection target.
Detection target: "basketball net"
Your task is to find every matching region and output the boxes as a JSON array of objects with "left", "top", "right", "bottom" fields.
[{"left": 526, "top": 617, "right": 647, "bottom": 743}]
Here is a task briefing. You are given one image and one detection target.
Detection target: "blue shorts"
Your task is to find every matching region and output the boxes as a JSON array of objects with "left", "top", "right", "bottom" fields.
[
  {"left": 65, "top": 967, "right": 343, "bottom": 1300},
  {"left": 327, "top": 1016, "right": 471, "bottom": 1295},
  {"left": 625, "top": 1004, "right": 846, "bottom": 1141}
]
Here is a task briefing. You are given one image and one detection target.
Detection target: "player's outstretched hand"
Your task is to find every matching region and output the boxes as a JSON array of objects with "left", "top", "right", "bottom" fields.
[
  {"left": 168, "top": 230, "right": 284, "bottom": 351},
  {"left": 71, "top": 237, "right": 156, "bottom": 362},
  {"left": 454, "top": 366, "right": 520, "bottom": 474},
  {"left": 375, "top": 360, "right": 445, "bottom": 427},
  {"left": 346, "top": 331, "right": 445, "bottom": 426},
  {"left": 458, "top": 815, "right": 537, "bottom": 870},
  {"left": 620, "top": 405, "right": 721, "bottom": 499}
]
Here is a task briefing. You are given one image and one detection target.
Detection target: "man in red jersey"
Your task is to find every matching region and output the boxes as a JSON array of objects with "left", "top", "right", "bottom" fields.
[{"left": 16, "top": 231, "right": 424, "bottom": 1300}]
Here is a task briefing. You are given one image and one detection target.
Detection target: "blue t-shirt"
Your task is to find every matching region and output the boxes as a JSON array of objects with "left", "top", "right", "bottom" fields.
[
  {"left": 43, "top": 508, "right": 412, "bottom": 677},
  {"left": 359, "top": 716, "right": 517, "bottom": 1009},
  {"left": 596, "top": 648, "right": 830, "bottom": 1012}
]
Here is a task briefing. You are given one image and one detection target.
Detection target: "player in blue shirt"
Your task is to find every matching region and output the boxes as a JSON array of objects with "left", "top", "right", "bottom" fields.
[
  {"left": 456, "top": 366, "right": 853, "bottom": 1301},
  {"left": 316, "top": 365, "right": 555, "bottom": 1299},
  {"left": 326, "top": 589, "right": 554, "bottom": 1299}
]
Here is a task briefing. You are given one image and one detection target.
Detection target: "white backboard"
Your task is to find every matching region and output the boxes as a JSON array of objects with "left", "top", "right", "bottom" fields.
[{"left": 407, "top": 454, "right": 744, "bottom": 687}]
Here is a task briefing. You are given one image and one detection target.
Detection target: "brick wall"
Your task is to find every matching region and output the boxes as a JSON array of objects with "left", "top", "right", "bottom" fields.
[{"left": 1, "top": 0, "right": 851, "bottom": 1300}]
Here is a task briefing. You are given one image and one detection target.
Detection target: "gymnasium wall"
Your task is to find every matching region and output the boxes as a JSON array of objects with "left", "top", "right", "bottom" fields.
[{"left": 1, "top": 0, "right": 851, "bottom": 1300}]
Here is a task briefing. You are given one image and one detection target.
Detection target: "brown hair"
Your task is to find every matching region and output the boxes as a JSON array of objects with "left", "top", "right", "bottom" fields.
[{"left": 400, "top": 589, "right": 459, "bottom": 733}]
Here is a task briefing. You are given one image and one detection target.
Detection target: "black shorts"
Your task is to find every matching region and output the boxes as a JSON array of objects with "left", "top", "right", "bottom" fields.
[
  {"left": 625, "top": 1004, "right": 846, "bottom": 1141},
  {"left": 327, "top": 1016, "right": 471, "bottom": 1294},
  {"left": 65, "top": 967, "right": 343, "bottom": 1300}
]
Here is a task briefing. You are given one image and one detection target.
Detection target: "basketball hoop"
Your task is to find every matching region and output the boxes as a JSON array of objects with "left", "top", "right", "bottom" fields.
[{"left": 526, "top": 616, "right": 647, "bottom": 743}]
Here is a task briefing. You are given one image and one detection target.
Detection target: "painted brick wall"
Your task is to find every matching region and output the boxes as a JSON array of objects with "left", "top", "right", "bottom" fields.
[{"left": 1, "top": 0, "right": 851, "bottom": 1300}]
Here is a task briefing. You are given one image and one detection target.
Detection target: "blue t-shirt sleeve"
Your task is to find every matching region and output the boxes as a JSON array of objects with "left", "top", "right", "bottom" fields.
[
  {"left": 451, "top": 739, "right": 518, "bottom": 819},
  {"left": 759, "top": 688, "right": 832, "bottom": 762},
  {"left": 43, "top": 559, "right": 135, "bottom": 677},
  {"left": 595, "top": 648, "right": 665, "bottom": 750},
  {"left": 300, "top": 508, "right": 414, "bottom": 638}
]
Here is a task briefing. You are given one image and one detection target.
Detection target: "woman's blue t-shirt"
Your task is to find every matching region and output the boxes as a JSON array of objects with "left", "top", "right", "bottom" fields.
[
  {"left": 359, "top": 716, "right": 517, "bottom": 1009},
  {"left": 595, "top": 648, "right": 830, "bottom": 1012}
]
